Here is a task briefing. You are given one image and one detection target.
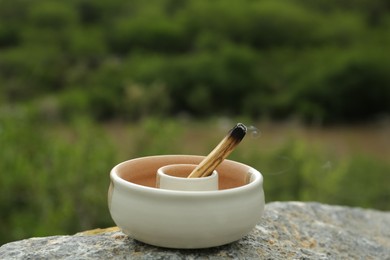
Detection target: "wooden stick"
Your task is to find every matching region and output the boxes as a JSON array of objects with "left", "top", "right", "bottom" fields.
[{"left": 188, "top": 123, "right": 247, "bottom": 178}]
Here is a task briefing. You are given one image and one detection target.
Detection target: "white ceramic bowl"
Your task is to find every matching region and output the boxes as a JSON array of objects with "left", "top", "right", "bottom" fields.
[{"left": 108, "top": 155, "right": 265, "bottom": 249}]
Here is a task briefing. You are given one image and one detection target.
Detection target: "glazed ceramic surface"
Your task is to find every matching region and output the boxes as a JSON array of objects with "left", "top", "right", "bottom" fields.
[
  {"left": 108, "top": 155, "right": 265, "bottom": 249},
  {"left": 157, "top": 164, "right": 218, "bottom": 191}
]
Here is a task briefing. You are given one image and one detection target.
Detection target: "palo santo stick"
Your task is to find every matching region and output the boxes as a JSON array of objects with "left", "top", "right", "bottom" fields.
[{"left": 188, "top": 123, "right": 247, "bottom": 178}]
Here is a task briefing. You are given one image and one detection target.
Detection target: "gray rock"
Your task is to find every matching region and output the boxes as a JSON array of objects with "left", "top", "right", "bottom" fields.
[{"left": 1, "top": 202, "right": 389, "bottom": 259}]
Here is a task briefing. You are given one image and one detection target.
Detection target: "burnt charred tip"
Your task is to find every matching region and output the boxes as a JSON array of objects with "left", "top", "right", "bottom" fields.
[{"left": 229, "top": 123, "right": 247, "bottom": 141}]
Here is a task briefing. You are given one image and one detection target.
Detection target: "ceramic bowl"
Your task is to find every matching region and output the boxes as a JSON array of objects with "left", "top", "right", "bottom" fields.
[{"left": 108, "top": 155, "right": 265, "bottom": 249}]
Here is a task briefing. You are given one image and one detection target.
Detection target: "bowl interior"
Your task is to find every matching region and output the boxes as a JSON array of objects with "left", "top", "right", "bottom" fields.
[{"left": 114, "top": 155, "right": 253, "bottom": 190}]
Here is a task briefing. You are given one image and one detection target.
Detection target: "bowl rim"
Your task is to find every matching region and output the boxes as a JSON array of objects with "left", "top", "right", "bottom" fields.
[
  {"left": 158, "top": 163, "right": 218, "bottom": 182},
  {"left": 110, "top": 155, "right": 263, "bottom": 197}
]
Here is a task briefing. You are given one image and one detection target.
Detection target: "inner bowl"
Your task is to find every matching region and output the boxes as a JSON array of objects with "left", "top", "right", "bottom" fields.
[
  {"left": 108, "top": 155, "right": 265, "bottom": 249},
  {"left": 157, "top": 164, "right": 219, "bottom": 191}
]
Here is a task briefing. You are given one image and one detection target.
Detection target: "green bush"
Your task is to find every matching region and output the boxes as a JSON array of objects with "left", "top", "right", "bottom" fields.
[
  {"left": 289, "top": 47, "right": 390, "bottom": 123},
  {"left": 1, "top": 0, "right": 390, "bottom": 245},
  {"left": 1, "top": 113, "right": 389, "bottom": 244},
  {"left": 247, "top": 1, "right": 320, "bottom": 47},
  {"left": 109, "top": 14, "right": 187, "bottom": 54},
  {"left": 67, "top": 27, "right": 108, "bottom": 61},
  {"left": 1, "top": 0, "right": 390, "bottom": 122},
  {"left": 232, "top": 138, "right": 390, "bottom": 208},
  {"left": 27, "top": 1, "right": 78, "bottom": 29},
  {"left": 0, "top": 46, "right": 67, "bottom": 101},
  {"left": 0, "top": 113, "right": 117, "bottom": 244}
]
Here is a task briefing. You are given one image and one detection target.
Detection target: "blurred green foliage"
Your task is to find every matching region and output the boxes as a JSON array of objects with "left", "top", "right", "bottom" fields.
[
  {"left": 0, "top": 111, "right": 117, "bottom": 244},
  {"left": 1, "top": 0, "right": 389, "bottom": 123},
  {"left": 0, "top": 113, "right": 389, "bottom": 244},
  {"left": 1, "top": 0, "right": 390, "bottom": 245}
]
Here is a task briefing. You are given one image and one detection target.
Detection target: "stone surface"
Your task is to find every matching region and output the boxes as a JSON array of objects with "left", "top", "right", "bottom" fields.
[{"left": 1, "top": 202, "right": 390, "bottom": 259}]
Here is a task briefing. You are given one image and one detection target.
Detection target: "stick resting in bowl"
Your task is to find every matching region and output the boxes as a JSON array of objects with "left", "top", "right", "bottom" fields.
[{"left": 188, "top": 123, "right": 247, "bottom": 178}]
